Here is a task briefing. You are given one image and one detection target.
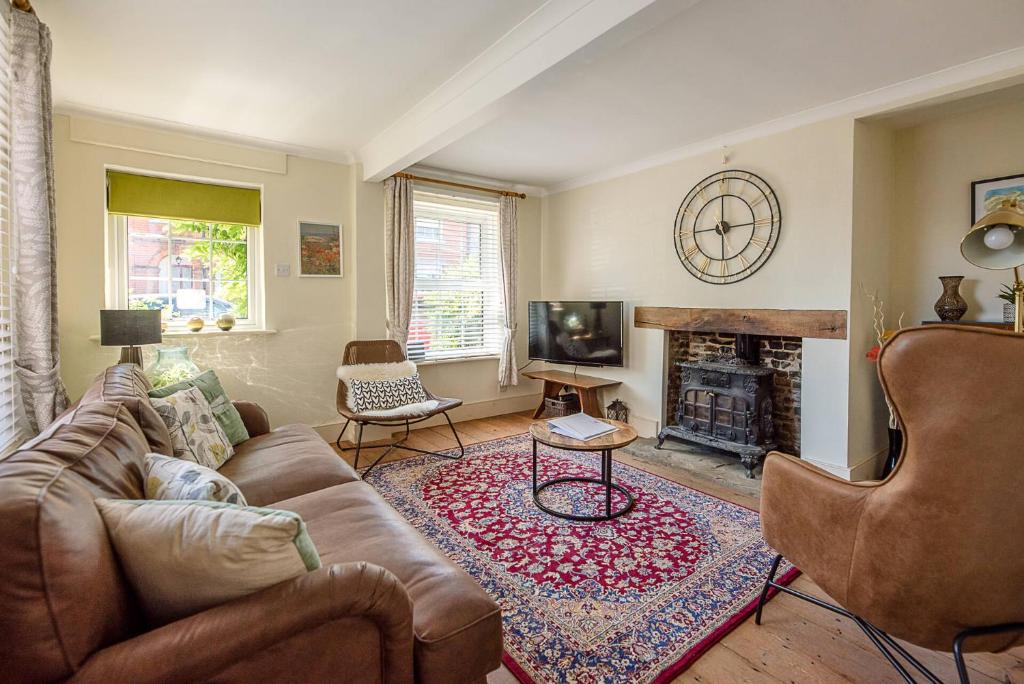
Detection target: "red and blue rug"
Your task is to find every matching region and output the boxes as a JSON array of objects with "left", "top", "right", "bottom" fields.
[{"left": 366, "top": 433, "right": 797, "bottom": 683}]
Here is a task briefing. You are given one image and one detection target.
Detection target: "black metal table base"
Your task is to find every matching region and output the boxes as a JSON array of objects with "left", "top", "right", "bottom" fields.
[{"left": 531, "top": 439, "right": 635, "bottom": 521}]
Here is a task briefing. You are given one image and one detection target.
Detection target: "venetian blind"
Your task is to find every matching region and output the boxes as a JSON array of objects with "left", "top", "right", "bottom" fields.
[
  {"left": 0, "top": 3, "right": 20, "bottom": 454},
  {"left": 409, "top": 191, "right": 502, "bottom": 361}
]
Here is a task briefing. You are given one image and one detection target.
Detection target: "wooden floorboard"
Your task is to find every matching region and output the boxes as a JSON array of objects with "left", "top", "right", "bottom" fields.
[{"left": 330, "top": 411, "right": 1022, "bottom": 683}]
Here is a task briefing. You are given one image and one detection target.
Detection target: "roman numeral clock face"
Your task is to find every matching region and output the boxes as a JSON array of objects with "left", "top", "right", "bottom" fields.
[{"left": 674, "top": 170, "right": 781, "bottom": 284}]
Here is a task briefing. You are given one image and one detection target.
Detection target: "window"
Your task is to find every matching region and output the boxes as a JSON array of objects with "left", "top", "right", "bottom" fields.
[
  {"left": 118, "top": 216, "right": 256, "bottom": 325},
  {"left": 409, "top": 191, "right": 502, "bottom": 361},
  {"left": 0, "top": 2, "right": 18, "bottom": 454},
  {"left": 105, "top": 173, "right": 263, "bottom": 331}
]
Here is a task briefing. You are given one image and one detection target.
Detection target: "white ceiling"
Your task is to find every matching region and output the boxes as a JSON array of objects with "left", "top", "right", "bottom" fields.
[
  {"left": 37, "top": 0, "right": 546, "bottom": 158},
  {"left": 423, "top": 0, "right": 1024, "bottom": 188},
  {"left": 37, "top": 0, "right": 1024, "bottom": 189}
]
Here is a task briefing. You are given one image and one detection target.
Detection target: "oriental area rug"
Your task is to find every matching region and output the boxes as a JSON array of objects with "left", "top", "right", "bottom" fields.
[{"left": 366, "top": 433, "right": 798, "bottom": 684}]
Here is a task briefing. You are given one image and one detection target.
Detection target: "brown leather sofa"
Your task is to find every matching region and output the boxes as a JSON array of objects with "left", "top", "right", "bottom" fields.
[
  {"left": 0, "top": 364, "right": 502, "bottom": 684},
  {"left": 759, "top": 325, "right": 1024, "bottom": 681}
]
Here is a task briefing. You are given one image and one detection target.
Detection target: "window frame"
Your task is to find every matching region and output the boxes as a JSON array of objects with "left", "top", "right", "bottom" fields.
[
  {"left": 106, "top": 214, "right": 265, "bottom": 334},
  {"left": 410, "top": 190, "right": 503, "bottom": 363}
]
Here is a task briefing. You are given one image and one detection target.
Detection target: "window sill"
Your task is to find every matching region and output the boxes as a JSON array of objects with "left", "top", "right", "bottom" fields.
[
  {"left": 412, "top": 354, "right": 500, "bottom": 367},
  {"left": 88, "top": 328, "right": 277, "bottom": 342},
  {"left": 161, "top": 328, "right": 277, "bottom": 339}
]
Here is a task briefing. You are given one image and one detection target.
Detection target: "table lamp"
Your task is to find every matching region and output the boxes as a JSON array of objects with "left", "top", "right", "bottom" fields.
[
  {"left": 961, "top": 199, "right": 1024, "bottom": 333},
  {"left": 99, "top": 309, "right": 162, "bottom": 366}
]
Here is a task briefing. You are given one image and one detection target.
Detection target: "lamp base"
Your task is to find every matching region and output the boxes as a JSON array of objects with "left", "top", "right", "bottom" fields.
[
  {"left": 1015, "top": 269, "right": 1024, "bottom": 334},
  {"left": 119, "top": 345, "right": 143, "bottom": 367}
]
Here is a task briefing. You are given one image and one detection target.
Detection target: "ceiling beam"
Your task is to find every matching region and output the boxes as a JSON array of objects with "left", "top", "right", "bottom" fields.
[{"left": 358, "top": 0, "right": 660, "bottom": 182}]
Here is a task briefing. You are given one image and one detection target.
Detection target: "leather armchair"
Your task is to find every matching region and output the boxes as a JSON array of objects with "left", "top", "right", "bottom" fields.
[
  {"left": 70, "top": 562, "right": 415, "bottom": 684},
  {"left": 758, "top": 325, "right": 1024, "bottom": 681}
]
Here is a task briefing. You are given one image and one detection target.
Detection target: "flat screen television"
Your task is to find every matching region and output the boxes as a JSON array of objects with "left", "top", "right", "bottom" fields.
[{"left": 528, "top": 301, "right": 624, "bottom": 367}]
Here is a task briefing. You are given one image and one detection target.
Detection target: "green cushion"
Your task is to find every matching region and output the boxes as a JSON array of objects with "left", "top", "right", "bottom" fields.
[{"left": 149, "top": 370, "right": 249, "bottom": 446}]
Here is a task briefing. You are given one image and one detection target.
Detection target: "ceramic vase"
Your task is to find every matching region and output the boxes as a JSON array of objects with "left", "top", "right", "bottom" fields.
[{"left": 933, "top": 275, "right": 968, "bottom": 322}]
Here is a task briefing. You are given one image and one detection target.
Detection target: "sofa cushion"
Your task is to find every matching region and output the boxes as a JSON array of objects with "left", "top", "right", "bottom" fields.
[
  {"left": 151, "top": 387, "right": 234, "bottom": 469},
  {"left": 143, "top": 453, "right": 246, "bottom": 504},
  {"left": 217, "top": 424, "right": 359, "bottom": 507},
  {"left": 97, "top": 498, "right": 321, "bottom": 625},
  {"left": 148, "top": 370, "right": 250, "bottom": 446},
  {"left": 79, "top": 364, "right": 174, "bottom": 456},
  {"left": 0, "top": 401, "right": 149, "bottom": 682},
  {"left": 274, "top": 481, "right": 502, "bottom": 683}
]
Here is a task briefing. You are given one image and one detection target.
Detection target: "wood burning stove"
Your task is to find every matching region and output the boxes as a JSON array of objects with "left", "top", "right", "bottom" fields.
[{"left": 657, "top": 334, "right": 776, "bottom": 478}]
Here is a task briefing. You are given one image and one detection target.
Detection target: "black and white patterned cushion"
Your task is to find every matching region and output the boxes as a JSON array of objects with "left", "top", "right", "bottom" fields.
[{"left": 348, "top": 373, "right": 429, "bottom": 413}]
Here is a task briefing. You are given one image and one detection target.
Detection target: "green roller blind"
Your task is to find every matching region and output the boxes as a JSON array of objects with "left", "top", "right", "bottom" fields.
[{"left": 106, "top": 171, "right": 261, "bottom": 226}]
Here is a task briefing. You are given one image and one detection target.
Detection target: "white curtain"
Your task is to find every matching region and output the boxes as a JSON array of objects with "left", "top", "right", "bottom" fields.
[
  {"left": 11, "top": 8, "right": 68, "bottom": 433},
  {"left": 383, "top": 176, "right": 414, "bottom": 351},
  {"left": 497, "top": 195, "right": 518, "bottom": 388}
]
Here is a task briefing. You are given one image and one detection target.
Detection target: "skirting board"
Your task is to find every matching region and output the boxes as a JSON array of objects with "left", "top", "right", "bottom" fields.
[
  {"left": 801, "top": 448, "right": 886, "bottom": 482},
  {"left": 314, "top": 392, "right": 543, "bottom": 444}
]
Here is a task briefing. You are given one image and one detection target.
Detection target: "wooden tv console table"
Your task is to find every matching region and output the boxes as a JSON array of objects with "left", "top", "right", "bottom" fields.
[{"left": 522, "top": 369, "right": 621, "bottom": 419}]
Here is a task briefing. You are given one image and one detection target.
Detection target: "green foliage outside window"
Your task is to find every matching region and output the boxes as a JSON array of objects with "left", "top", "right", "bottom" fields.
[{"left": 178, "top": 221, "right": 249, "bottom": 319}]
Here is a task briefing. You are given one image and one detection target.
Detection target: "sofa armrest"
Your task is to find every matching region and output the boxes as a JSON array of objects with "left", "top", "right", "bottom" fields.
[
  {"left": 233, "top": 400, "right": 270, "bottom": 437},
  {"left": 760, "top": 451, "right": 877, "bottom": 606},
  {"left": 71, "top": 562, "right": 414, "bottom": 684}
]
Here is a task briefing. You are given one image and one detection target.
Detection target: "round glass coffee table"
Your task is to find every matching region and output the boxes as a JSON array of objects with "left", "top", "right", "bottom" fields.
[{"left": 529, "top": 419, "right": 638, "bottom": 521}]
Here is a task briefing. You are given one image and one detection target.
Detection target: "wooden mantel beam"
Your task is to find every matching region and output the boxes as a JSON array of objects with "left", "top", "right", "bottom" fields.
[{"left": 634, "top": 307, "right": 847, "bottom": 340}]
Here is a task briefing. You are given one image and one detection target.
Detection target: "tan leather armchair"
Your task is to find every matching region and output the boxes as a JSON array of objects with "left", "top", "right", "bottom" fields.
[{"left": 757, "top": 325, "right": 1024, "bottom": 683}]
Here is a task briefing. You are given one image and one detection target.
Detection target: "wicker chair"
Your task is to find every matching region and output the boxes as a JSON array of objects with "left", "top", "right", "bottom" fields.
[{"left": 335, "top": 339, "right": 464, "bottom": 476}]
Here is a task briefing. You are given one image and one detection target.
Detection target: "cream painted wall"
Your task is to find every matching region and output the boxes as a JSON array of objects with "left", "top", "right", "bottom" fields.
[
  {"left": 848, "top": 121, "right": 897, "bottom": 479},
  {"left": 541, "top": 118, "right": 857, "bottom": 472},
  {"left": 54, "top": 116, "right": 541, "bottom": 432},
  {"left": 891, "top": 100, "right": 1024, "bottom": 324}
]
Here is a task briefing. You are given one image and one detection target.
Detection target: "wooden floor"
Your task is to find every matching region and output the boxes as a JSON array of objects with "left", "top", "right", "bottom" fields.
[{"left": 335, "top": 412, "right": 1024, "bottom": 684}]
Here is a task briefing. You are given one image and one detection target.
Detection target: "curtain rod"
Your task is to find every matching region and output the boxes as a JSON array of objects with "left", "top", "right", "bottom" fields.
[{"left": 393, "top": 172, "right": 526, "bottom": 199}]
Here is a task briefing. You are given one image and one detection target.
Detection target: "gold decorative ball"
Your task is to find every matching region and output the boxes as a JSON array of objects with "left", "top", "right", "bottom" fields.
[
  {"left": 216, "top": 313, "right": 236, "bottom": 331},
  {"left": 186, "top": 317, "right": 205, "bottom": 332}
]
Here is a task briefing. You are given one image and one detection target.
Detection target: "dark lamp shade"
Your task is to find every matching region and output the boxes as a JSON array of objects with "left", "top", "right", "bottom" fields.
[{"left": 100, "top": 310, "right": 162, "bottom": 347}]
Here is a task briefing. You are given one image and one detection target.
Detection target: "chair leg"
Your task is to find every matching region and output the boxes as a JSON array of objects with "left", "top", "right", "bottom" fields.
[
  {"left": 756, "top": 558, "right": 1024, "bottom": 684},
  {"left": 439, "top": 412, "right": 465, "bottom": 460},
  {"left": 353, "top": 423, "right": 364, "bottom": 470},
  {"left": 953, "top": 623, "right": 1024, "bottom": 684},
  {"left": 755, "top": 554, "right": 784, "bottom": 625},
  {"left": 334, "top": 419, "right": 351, "bottom": 450}
]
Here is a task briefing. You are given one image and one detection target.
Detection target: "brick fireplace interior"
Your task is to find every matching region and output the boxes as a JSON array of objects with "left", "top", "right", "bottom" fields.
[
  {"left": 666, "top": 331, "right": 802, "bottom": 454},
  {"left": 635, "top": 306, "right": 847, "bottom": 476}
]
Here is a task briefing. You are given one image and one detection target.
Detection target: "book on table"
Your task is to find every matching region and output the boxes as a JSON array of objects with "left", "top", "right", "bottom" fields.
[{"left": 547, "top": 412, "right": 618, "bottom": 441}]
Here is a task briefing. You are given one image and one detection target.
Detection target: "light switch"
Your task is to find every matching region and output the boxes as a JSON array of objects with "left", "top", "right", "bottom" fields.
[{"left": 275, "top": 263, "right": 291, "bottom": 277}]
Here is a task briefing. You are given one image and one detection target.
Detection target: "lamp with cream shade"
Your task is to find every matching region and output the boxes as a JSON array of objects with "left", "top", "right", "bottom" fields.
[{"left": 961, "top": 199, "right": 1024, "bottom": 333}]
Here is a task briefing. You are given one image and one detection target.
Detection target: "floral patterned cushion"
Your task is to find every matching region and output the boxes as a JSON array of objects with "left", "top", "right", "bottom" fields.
[
  {"left": 143, "top": 453, "right": 246, "bottom": 505},
  {"left": 151, "top": 386, "right": 234, "bottom": 469}
]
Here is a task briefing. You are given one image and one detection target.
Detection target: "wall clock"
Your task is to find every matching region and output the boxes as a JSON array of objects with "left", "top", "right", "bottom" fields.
[{"left": 674, "top": 169, "right": 781, "bottom": 284}]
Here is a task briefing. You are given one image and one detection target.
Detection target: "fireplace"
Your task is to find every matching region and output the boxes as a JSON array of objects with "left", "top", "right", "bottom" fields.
[
  {"left": 658, "top": 334, "right": 779, "bottom": 478},
  {"left": 634, "top": 307, "right": 846, "bottom": 478}
]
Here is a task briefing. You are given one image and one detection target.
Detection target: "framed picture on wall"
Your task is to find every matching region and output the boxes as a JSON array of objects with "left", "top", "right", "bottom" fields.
[
  {"left": 972, "top": 173, "right": 1024, "bottom": 223},
  {"left": 298, "top": 221, "right": 343, "bottom": 277}
]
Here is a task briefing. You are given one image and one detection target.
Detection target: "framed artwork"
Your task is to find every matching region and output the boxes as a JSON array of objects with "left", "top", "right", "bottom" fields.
[
  {"left": 298, "top": 221, "right": 342, "bottom": 277},
  {"left": 972, "top": 173, "right": 1024, "bottom": 223}
]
